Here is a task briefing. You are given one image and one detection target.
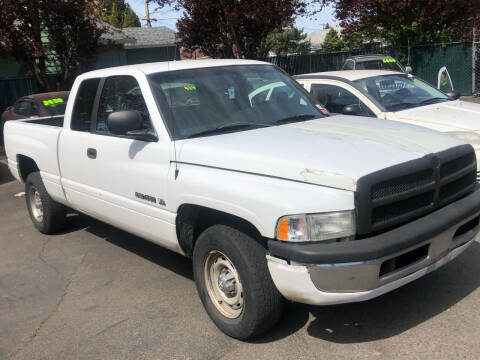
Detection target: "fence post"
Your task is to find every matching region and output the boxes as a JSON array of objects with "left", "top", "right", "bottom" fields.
[{"left": 473, "top": 28, "right": 476, "bottom": 95}]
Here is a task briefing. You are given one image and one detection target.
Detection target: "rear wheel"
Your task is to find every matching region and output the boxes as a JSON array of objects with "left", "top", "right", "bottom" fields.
[
  {"left": 25, "top": 172, "right": 66, "bottom": 234},
  {"left": 193, "top": 224, "right": 284, "bottom": 339}
]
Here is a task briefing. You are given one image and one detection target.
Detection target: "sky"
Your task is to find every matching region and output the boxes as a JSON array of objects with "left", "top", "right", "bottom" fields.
[{"left": 126, "top": 0, "right": 338, "bottom": 34}]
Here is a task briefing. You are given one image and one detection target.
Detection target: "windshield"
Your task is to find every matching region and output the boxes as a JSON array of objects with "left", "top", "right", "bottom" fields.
[
  {"left": 148, "top": 65, "right": 324, "bottom": 139},
  {"left": 356, "top": 59, "right": 404, "bottom": 72},
  {"left": 354, "top": 75, "right": 450, "bottom": 112}
]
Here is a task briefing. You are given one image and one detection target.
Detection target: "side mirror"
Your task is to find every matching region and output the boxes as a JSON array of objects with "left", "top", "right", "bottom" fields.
[
  {"left": 405, "top": 66, "right": 413, "bottom": 74},
  {"left": 106, "top": 110, "right": 142, "bottom": 135},
  {"left": 342, "top": 104, "right": 362, "bottom": 116},
  {"left": 445, "top": 91, "right": 461, "bottom": 100},
  {"left": 106, "top": 110, "right": 157, "bottom": 142}
]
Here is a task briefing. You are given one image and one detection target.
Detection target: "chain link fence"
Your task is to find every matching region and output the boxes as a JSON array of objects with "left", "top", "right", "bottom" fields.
[
  {"left": 269, "top": 41, "right": 475, "bottom": 95},
  {"left": 473, "top": 29, "right": 480, "bottom": 96}
]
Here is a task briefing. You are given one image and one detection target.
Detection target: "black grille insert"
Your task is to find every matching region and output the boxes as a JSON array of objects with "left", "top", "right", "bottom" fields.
[
  {"left": 441, "top": 152, "right": 474, "bottom": 178},
  {"left": 372, "top": 191, "right": 434, "bottom": 227},
  {"left": 371, "top": 168, "right": 434, "bottom": 200},
  {"left": 355, "top": 145, "right": 477, "bottom": 236}
]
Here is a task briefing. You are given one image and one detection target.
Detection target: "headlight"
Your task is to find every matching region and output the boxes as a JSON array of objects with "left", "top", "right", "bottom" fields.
[
  {"left": 276, "top": 211, "right": 356, "bottom": 242},
  {"left": 447, "top": 131, "right": 480, "bottom": 151}
]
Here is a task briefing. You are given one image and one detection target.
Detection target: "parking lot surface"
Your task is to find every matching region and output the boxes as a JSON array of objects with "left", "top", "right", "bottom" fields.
[{"left": 1, "top": 149, "right": 480, "bottom": 360}]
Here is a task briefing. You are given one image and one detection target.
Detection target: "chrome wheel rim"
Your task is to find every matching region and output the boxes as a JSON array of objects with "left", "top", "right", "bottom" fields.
[
  {"left": 204, "top": 250, "right": 243, "bottom": 319},
  {"left": 29, "top": 186, "right": 44, "bottom": 223}
]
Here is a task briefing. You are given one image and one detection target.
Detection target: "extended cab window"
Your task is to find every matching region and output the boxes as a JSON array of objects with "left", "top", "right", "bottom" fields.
[
  {"left": 96, "top": 76, "right": 152, "bottom": 133},
  {"left": 149, "top": 65, "right": 322, "bottom": 139},
  {"left": 71, "top": 78, "right": 100, "bottom": 132},
  {"left": 310, "top": 83, "right": 375, "bottom": 117}
]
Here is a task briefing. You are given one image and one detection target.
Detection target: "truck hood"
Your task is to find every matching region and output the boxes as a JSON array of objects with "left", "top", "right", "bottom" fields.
[
  {"left": 177, "top": 116, "right": 464, "bottom": 191},
  {"left": 394, "top": 100, "right": 480, "bottom": 131}
]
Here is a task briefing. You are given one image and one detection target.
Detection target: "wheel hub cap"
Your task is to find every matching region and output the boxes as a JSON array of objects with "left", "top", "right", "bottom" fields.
[
  {"left": 204, "top": 250, "right": 243, "bottom": 319},
  {"left": 29, "top": 187, "right": 44, "bottom": 222}
]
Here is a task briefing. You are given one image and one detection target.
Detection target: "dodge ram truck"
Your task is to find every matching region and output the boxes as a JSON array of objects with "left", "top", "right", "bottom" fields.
[{"left": 4, "top": 60, "right": 480, "bottom": 339}]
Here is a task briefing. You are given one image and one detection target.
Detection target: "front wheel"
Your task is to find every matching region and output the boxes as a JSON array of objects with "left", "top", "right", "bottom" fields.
[
  {"left": 25, "top": 172, "right": 66, "bottom": 234},
  {"left": 193, "top": 224, "right": 284, "bottom": 339}
]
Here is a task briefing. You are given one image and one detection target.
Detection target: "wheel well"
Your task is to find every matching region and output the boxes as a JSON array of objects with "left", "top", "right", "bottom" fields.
[
  {"left": 17, "top": 155, "right": 39, "bottom": 182},
  {"left": 176, "top": 204, "right": 266, "bottom": 257}
]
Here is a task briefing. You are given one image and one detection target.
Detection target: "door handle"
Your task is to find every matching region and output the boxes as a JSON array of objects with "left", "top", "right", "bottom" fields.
[{"left": 87, "top": 148, "right": 97, "bottom": 159}]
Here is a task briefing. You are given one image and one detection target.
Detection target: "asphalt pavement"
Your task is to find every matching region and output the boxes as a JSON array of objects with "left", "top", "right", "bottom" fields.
[{"left": 1, "top": 149, "right": 480, "bottom": 360}]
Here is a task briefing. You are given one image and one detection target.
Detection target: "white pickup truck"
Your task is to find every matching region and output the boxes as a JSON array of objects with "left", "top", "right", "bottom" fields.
[{"left": 4, "top": 60, "right": 480, "bottom": 339}]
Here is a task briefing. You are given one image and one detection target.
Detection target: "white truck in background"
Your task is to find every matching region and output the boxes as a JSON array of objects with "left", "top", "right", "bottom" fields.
[{"left": 4, "top": 60, "right": 480, "bottom": 339}]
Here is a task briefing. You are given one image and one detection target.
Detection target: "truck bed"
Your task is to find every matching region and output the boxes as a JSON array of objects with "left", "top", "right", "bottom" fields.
[{"left": 4, "top": 116, "right": 65, "bottom": 203}]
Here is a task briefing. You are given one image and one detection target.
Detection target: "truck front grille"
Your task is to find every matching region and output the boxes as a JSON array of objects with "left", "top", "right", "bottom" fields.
[{"left": 355, "top": 145, "right": 477, "bottom": 237}]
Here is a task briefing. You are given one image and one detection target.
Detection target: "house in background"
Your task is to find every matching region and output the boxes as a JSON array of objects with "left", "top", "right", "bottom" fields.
[
  {"left": 307, "top": 27, "right": 343, "bottom": 51},
  {"left": 122, "top": 26, "right": 179, "bottom": 63},
  {"left": 0, "top": 25, "right": 179, "bottom": 114},
  {"left": 0, "top": 25, "right": 179, "bottom": 78},
  {"left": 83, "top": 25, "right": 180, "bottom": 70}
]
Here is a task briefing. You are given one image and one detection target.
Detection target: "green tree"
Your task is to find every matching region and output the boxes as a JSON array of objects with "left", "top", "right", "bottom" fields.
[
  {"left": 321, "top": 28, "right": 344, "bottom": 52},
  {"left": 107, "top": 2, "right": 122, "bottom": 27},
  {"left": 265, "top": 27, "right": 311, "bottom": 55},
  {"left": 0, "top": 0, "right": 108, "bottom": 89},
  {"left": 123, "top": 7, "right": 141, "bottom": 27},
  {"left": 320, "top": 0, "right": 480, "bottom": 45},
  {"left": 154, "top": 0, "right": 307, "bottom": 59},
  {"left": 101, "top": 0, "right": 141, "bottom": 28}
]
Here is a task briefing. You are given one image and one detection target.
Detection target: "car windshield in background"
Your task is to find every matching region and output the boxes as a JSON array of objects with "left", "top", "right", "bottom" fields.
[
  {"left": 356, "top": 60, "right": 404, "bottom": 72},
  {"left": 354, "top": 75, "right": 450, "bottom": 112},
  {"left": 148, "top": 65, "right": 324, "bottom": 139}
]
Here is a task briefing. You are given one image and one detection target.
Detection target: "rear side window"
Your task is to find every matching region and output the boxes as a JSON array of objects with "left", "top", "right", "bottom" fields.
[{"left": 71, "top": 78, "right": 100, "bottom": 132}]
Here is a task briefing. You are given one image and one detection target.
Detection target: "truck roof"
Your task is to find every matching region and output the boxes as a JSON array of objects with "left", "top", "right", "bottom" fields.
[
  {"left": 347, "top": 54, "right": 394, "bottom": 61},
  {"left": 80, "top": 59, "right": 270, "bottom": 78}
]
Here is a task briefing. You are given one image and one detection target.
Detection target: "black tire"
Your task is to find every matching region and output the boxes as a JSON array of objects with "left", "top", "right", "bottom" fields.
[
  {"left": 25, "top": 172, "right": 66, "bottom": 234},
  {"left": 193, "top": 224, "right": 284, "bottom": 339}
]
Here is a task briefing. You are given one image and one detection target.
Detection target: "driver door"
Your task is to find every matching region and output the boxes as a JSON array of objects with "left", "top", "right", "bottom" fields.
[{"left": 59, "top": 75, "right": 178, "bottom": 251}]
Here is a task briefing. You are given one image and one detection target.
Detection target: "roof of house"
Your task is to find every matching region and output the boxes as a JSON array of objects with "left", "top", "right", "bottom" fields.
[
  {"left": 122, "top": 27, "right": 177, "bottom": 49},
  {"left": 294, "top": 70, "right": 405, "bottom": 81},
  {"left": 98, "top": 21, "right": 136, "bottom": 45},
  {"left": 79, "top": 59, "right": 270, "bottom": 78},
  {"left": 306, "top": 27, "right": 343, "bottom": 50}
]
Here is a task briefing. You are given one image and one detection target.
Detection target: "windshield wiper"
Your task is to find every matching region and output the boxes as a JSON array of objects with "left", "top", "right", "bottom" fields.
[
  {"left": 386, "top": 102, "right": 417, "bottom": 111},
  {"left": 187, "top": 123, "right": 270, "bottom": 139},
  {"left": 275, "top": 114, "right": 317, "bottom": 124},
  {"left": 418, "top": 97, "right": 449, "bottom": 105}
]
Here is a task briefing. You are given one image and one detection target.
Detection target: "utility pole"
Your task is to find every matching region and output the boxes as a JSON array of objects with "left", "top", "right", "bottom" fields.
[{"left": 145, "top": 0, "right": 152, "bottom": 28}]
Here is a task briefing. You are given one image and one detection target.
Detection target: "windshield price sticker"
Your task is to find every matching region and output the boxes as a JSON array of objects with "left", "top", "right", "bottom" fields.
[
  {"left": 382, "top": 58, "right": 396, "bottom": 63},
  {"left": 43, "top": 98, "right": 64, "bottom": 106},
  {"left": 184, "top": 84, "right": 197, "bottom": 91}
]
